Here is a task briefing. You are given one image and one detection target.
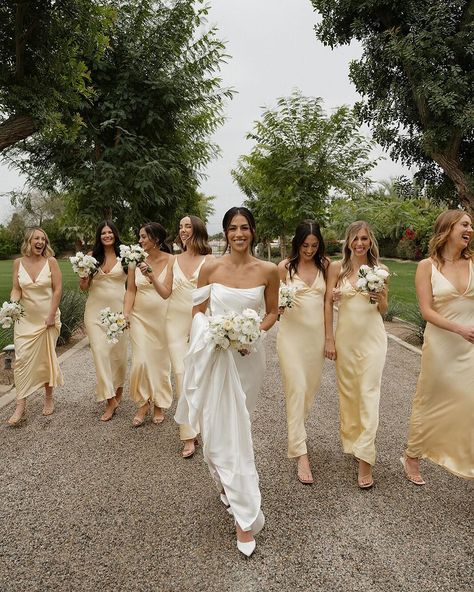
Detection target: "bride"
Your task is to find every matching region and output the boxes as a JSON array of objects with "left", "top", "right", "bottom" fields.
[{"left": 175, "top": 206, "right": 279, "bottom": 557}]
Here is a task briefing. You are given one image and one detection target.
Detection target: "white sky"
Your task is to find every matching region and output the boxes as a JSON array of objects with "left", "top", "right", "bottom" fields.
[{"left": 0, "top": 0, "right": 409, "bottom": 231}]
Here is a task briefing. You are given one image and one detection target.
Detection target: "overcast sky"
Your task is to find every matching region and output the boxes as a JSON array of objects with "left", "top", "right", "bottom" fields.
[{"left": 0, "top": 0, "right": 409, "bottom": 231}]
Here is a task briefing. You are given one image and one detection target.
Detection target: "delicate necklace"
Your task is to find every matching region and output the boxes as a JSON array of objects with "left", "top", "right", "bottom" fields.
[{"left": 443, "top": 256, "right": 461, "bottom": 263}]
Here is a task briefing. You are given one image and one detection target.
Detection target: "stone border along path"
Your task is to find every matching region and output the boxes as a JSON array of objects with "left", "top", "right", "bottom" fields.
[{"left": 0, "top": 328, "right": 471, "bottom": 592}]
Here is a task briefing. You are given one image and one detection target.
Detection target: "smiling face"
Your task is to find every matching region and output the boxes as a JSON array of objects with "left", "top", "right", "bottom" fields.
[
  {"left": 30, "top": 229, "right": 47, "bottom": 256},
  {"left": 138, "top": 227, "right": 155, "bottom": 252},
  {"left": 179, "top": 216, "right": 193, "bottom": 247},
  {"left": 226, "top": 214, "right": 254, "bottom": 253},
  {"left": 349, "top": 226, "right": 371, "bottom": 258},
  {"left": 299, "top": 233, "right": 319, "bottom": 262},
  {"left": 448, "top": 213, "right": 473, "bottom": 250},
  {"left": 100, "top": 225, "right": 115, "bottom": 248}
]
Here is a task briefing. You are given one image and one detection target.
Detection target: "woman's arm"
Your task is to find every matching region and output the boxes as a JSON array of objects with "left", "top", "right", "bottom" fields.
[
  {"left": 123, "top": 266, "right": 137, "bottom": 321},
  {"left": 417, "top": 259, "right": 474, "bottom": 342},
  {"left": 46, "top": 258, "right": 62, "bottom": 327},
  {"left": 10, "top": 259, "right": 21, "bottom": 302},
  {"left": 261, "top": 264, "right": 279, "bottom": 331},
  {"left": 139, "top": 256, "right": 174, "bottom": 299},
  {"left": 192, "top": 261, "right": 213, "bottom": 316},
  {"left": 277, "top": 259, "right": 288, "bottom": 283},
  {"left": 324, "top": 261, "right": 341, "bottom": 360},
  {"left": 79, "top": 250, "right": 94, "bottom": 291}
]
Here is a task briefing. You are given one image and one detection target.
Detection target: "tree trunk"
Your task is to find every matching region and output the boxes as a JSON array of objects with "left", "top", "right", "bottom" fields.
[
  {"left": 0, "top": 115, "right": 37, "bottom": 152},
  {"left": 267, "top": 241, "right": 271, "bottom": 261},
  {"left": 279, "top": 235, "right": 287, "bottom": 259},
  {"left": 431, "top": 152, "right": 474, "bottom": 216}
]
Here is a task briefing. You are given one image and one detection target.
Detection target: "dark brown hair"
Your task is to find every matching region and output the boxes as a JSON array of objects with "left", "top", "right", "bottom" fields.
[
  {"left": 286, "top": 220, "right": 329, "bottom": 279},
  {"left": 222, "top": 207, "right": 257, "bottom": 254}
]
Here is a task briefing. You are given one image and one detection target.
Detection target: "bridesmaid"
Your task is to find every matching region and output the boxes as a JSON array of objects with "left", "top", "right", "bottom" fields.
[
  {"left": 277, "top": 220, "right": 329, "bottom": 484},
  {"left": 166, "top": 215, "right": 213, "bottom": 457},
  {"left": 81, "top": 221, "right": 127, "bottom": 421},
  {"left": 324, "top": 221, "right": 388, "bottom": 488},
  {"left": 403, "top": 210, "right": 474, "bottom": 483},
  {"left": 124, "top": 222, "right": 174, "bottom": 427},
  {"left": 7, "top": 227, "right": 63, "bottom": 425},
  {"left": 175, "top": 206, "right": 279, "bottom": 556}
]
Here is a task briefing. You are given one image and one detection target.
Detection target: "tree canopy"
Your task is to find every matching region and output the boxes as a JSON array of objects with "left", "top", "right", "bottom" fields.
[
  {"left": 232, "top": 91, "right": 375, "bottom": 251},
  {"left": 1, "top": 1, "right": 230, "bottom": 230},
  {"left": 311, "top": 0, "right": 474, "bottom": 214}
]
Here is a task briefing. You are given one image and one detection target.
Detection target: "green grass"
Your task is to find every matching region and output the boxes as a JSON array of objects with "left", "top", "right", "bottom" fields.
[
  {"left": 380, "top": 258, "right": 418, "bottom": 308},
  {"left": 0, "top": 259, "right": 79, "bottom": 303}
]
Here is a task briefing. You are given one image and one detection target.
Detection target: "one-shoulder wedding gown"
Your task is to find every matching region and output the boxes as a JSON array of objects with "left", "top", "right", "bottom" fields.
[{"left": 175, "top": 283, "right": 266, "bottom": 531}]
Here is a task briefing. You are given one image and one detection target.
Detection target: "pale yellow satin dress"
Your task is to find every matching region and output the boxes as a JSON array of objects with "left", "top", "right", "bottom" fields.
[
  {"left": 335, "top": 279, "right": 387, "bottom": 465},
  {"left": 166, "top": 257, "right": 206, "bottom": 440},
  {"left": 14, "top": 259, "right": 63, "bottom": 399},
  {"left": 84, "top": 260, "right": 127, "bottom": 402},
  {"left": 277, "top": 271, "right": 326, "bottom": 458},
  {"left": 129, "top": 266, "right": 173, "bottom": 408},
  {"left": 406, "top": 261, "right": 474, "bottom": 479}
]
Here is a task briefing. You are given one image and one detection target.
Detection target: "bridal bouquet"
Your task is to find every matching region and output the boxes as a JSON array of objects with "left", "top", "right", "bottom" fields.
[
  {"left": 0, "top": 300, "right": 24, "bottom": 329},
  {"left": 206, "top": 308, "right": 262, "bottom": 353},
  {"left": 99, "top": 307, "right": 128, "bottom": 344},
  {"left": 69, "top": 252, "right": 98, "bottom": 278},
  {"left": 356, "top": 265, "right": 390, "bottom": 303},
  {"left": 279, "top": 282, "right": 298, "bottom": 309},
  {"left": 118, "top": 244, "right": 149, "bottom": 268}
]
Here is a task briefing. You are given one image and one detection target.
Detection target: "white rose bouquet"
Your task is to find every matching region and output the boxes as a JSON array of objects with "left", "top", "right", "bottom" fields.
[
  {"left": 206, "top": 308, "right": 262, "bottom": 354},
  {"left": 279, "top": 282, "right": 298, "bottom": 309},
  {"left": 69, "top": 252, "right": 99, "bottom": 278},
  {"left": 356, "top": 265, "right": 390, "bottom": 303},
  {"left": 99, "top": 307, "right": 128, "bottom": 344},
  {"left": 0, "top": 300, "right": 24, "bottom": 329},
  {"left": 118, "top": 244, "right": 150, "bottom": 269}
]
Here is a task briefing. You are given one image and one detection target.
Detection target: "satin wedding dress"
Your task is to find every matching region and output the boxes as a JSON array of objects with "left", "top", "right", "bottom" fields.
[{"left": 175, "top": 283, "right": 266, "bottom": 531}]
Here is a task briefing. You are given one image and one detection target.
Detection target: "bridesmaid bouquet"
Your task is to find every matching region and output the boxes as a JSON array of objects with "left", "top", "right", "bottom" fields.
[
  {"left": 69, "top": 252, "right": 99, "bottom": 278},
  {"left": 279, "top": 282, "right": 298, "bottom": 309},
  {"left": 99, "top": 307, "right": 128, "bottom": 344},
  {"left": 356, "top": 265, "right": 390, "bottom": 303},
  {"left": 118, "top": 244, "right": 150, "bottom": 269},
  {"left": 206, "top": 309, "right": 262, "bottom": 353},
  {"left": 0, "top": 300, "right": 24, "bottom": 328}
]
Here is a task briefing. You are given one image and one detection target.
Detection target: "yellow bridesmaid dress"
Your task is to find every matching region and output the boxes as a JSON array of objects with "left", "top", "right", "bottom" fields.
[
  {"left": 335, "top": 279, "right": 387, "bottom": 465},
  {"left": 129, "top": 266, "right": 173, "bottom": 408},
  {"left": 14, "top": 259, "right": 63, "bottom": 399},
  {"left": 165, "top": 257, "right": 206, "bottom": 440},
  {"left": 84, "top": 260, "right": 127, "bottom": 402},
  {"left": 277, "top": 271, "right": 326, "bottom": 458},
  {"left": 406, "top": 261, "right": 474, "bottom": 479}
]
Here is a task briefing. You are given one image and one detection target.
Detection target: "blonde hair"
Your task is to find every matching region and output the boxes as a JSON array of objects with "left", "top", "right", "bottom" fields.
[
  {"left": 429, "top": 210, "right": 473, "bottom": 268},
  {"left": 339, "top": 221, "right": 380, "bottom": 283},
  {"left": 21, "top": 227, "right": 55, "bottom": 258}
]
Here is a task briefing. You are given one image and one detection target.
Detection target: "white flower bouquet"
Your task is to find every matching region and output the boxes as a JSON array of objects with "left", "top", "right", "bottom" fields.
[
  {"left": 99, "top": 307, "right": 128, "bottom": 344},
  {"left": 69, "top": 252, "right": 99, "bottom": 278},
  {"left": 118, "top": 244, "right": 149, "bottom": 269},
  {"left": 206, "top": 308, "right": 262, "bottom": 353},
  {"left": 356, "top": 265, "right": 390, "bottom": 303},
  {"left": 279, "top": 282, "right": 298, "bottom": 309},
  {"left": 0, "top": 300, "right": 24, "bottom": 329}
]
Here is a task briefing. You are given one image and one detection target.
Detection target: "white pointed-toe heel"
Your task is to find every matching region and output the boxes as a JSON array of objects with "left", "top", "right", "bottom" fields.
[
  {"left": 237, "top": 539, "right": 256, "bottom": 557},
  {"left": 251, "top": 510, "right": 265, "bottom": 536}
]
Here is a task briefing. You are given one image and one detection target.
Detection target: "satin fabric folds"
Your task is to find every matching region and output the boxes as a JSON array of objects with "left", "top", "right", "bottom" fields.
[
  {"left": 14, "top": 260, "right": 63, "bottom": 399},
  {"left": 406, "top": 262, "right": 474, "bottom": 479},
  {"left": 175, "top": 283, "right": 265, "bottom": 531}
]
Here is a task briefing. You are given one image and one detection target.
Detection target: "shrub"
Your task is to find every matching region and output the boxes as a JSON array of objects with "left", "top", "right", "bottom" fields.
[
  {"left": 400, "top": 303, "right": 426, "bottom": 345},
  {"left": 382, "top": 297, "right": 403, "bottom": 322},
  {"left": 58, "top": 289, "right": 86, "bottom": 345}
]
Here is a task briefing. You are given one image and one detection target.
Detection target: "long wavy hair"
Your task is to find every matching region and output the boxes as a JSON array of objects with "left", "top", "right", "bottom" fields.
[
  {"left": 176, "top": 215, "right": 212, "bottom": 255},
  {"left": 339, "top": 221, "right": 380, "bottom": 284},
  {"left": 286, "top": 220, "right": 329, "bottom": 280},
  {"left": 222, "top": 207, "right": 257, "bottom": 254},
  {"left": 428, "top": 210, "right": 473, "bottom": 268},
  {"left": 141, "top": 221, "right": 171, "bottom": 253},
  {"left": 21, "top": 227, "right": 54, "bottom": 258},
  {"left": 91, "top": 221, "right": 121, "bottom": 265}
]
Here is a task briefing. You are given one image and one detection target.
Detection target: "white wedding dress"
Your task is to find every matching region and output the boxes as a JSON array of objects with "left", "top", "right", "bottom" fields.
[{"left": 175, "top": 283, "right": 266, "bottom": 531}]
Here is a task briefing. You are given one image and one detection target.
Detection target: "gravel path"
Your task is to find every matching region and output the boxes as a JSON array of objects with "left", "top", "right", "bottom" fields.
[{"left": 0, "top": 329, "right": 472, "bottom": 592}]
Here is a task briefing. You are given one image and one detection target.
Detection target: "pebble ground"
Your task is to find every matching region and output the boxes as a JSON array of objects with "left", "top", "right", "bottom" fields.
[{"left": 0, "top": 329, "right": 472, "bottom": 592}]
